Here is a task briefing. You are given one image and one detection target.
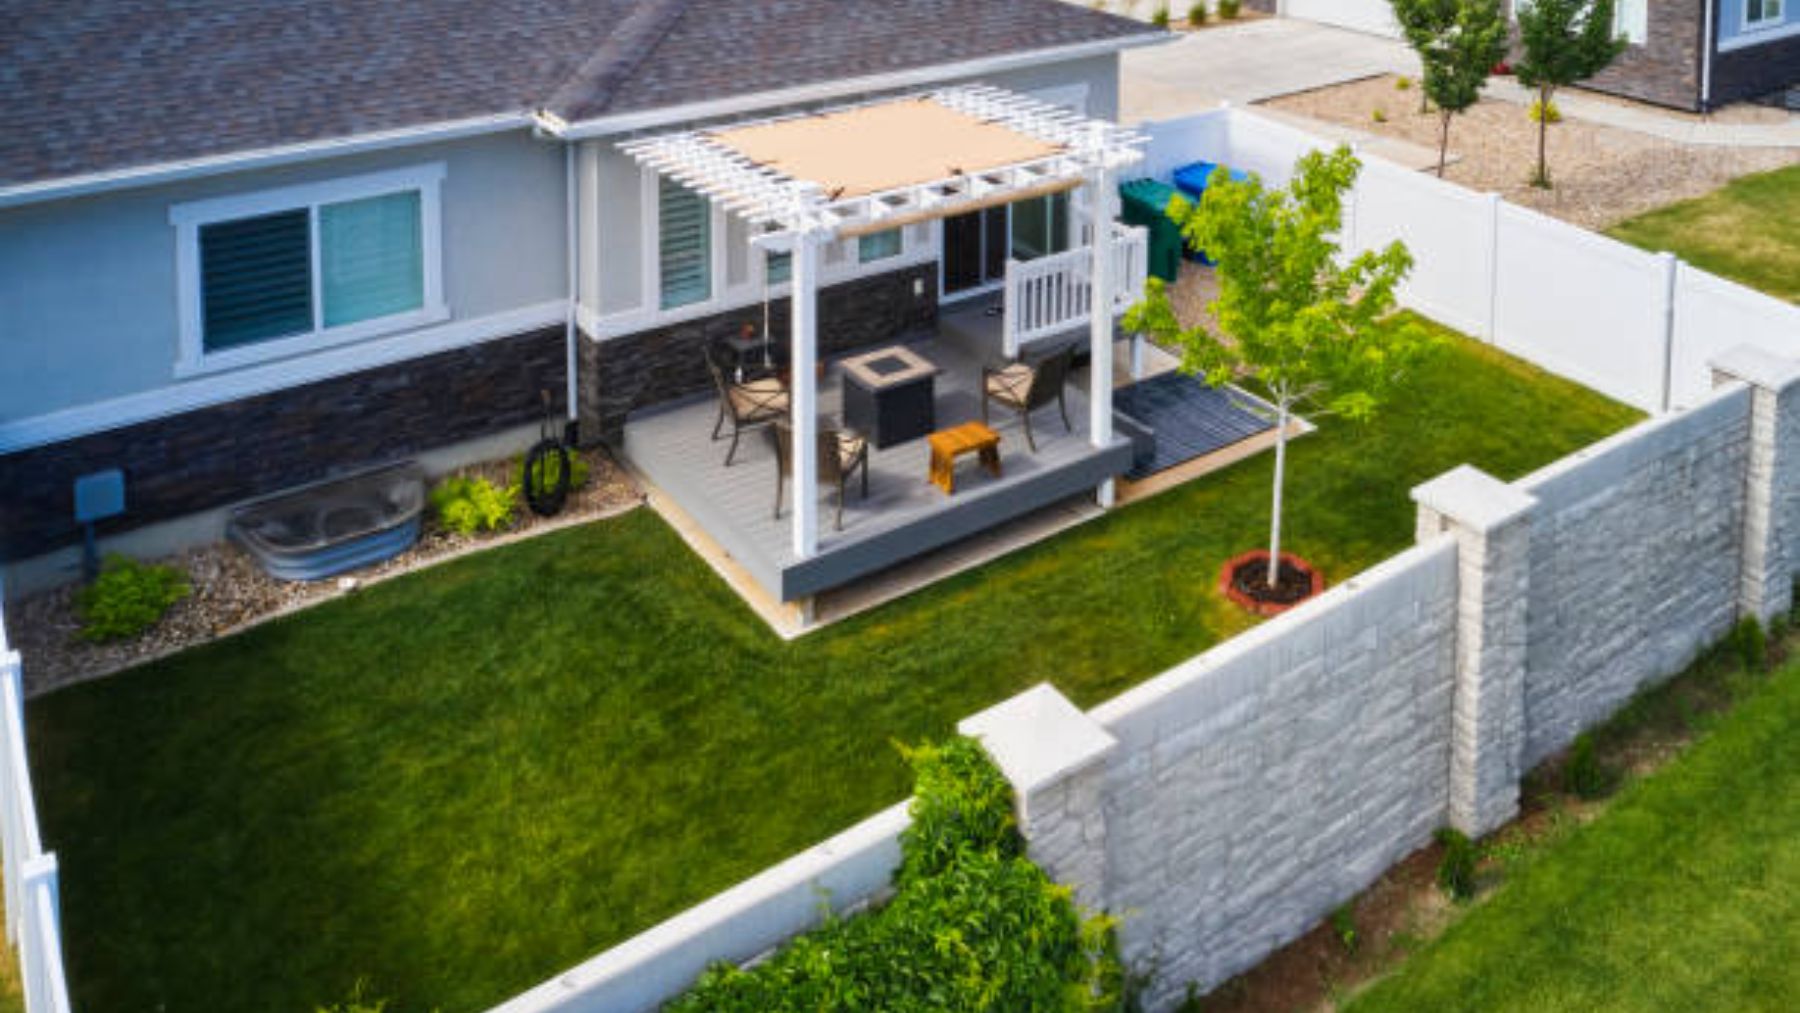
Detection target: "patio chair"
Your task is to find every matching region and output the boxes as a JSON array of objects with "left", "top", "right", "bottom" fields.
[
  {"left": 982, "top": 344, "right": 1076, "bottom": 453},
  {"left": 705, "top": 341, "right": 789, "bottom": 466},
  {"left": 766, "top": 421, "right": 870, "bottom": 531}
]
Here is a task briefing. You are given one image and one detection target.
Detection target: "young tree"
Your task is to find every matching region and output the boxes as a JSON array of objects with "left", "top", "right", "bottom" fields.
[
  {"left": 1515, "top": 0, "right": 1626, "bottom": 187},
  {"left": 1390, "top": 0, "right": 1510, "bottom": 177},
  {"left": 1123, "top": 148, "right": 1435, "bottom": 594}
]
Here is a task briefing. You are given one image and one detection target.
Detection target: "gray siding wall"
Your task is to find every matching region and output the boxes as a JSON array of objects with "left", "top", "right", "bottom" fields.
[{"left": 0, "top": 130, "right": 568, "bottom": 424}]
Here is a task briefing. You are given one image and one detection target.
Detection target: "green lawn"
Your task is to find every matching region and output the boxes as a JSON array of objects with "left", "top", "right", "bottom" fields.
[
  {"left": 1348, "top": 656, "right": 1800, "bottom": 1012},
  {"left": 1609, "top": 163, "right": 1800, "bottom": 303},
  {"left": 25, "top": 324, "right": 1639, "bottom": 1013}
]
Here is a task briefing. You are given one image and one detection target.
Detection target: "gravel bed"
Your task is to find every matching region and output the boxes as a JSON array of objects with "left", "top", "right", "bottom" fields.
[
  {"left": 1263, "top": 75, "right": 1799, "bottom": 230},
  {"left": 8, "top": 446, "right": 643, "bottom": 698}
]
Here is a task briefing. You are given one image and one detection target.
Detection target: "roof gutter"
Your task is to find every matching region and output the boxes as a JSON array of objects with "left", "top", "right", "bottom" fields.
[
  {"left": 542, "top": 32, "right": 1171, "bottom": 140},
  {"left": 0, "top": 112, "right": 532, "bottom": 210}
]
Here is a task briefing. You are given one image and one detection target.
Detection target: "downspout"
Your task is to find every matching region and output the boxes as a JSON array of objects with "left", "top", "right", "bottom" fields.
[
  {"left": 1700, "top": 0, "right": 1716, "bottom": 111},
  {"left": 564, "top": 142, "right": 581, "bottom": 442}
]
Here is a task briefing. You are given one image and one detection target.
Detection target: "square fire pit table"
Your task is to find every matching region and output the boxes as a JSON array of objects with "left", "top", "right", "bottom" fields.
[{"left": 840, "top": 344, "right": 940, "bottom": 449}]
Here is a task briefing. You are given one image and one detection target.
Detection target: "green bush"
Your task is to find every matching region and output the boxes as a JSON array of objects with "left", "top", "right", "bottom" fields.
[
  {"left": 429, "top": 476, "right": 518, "bottom": 536},
  {"left": 1528, "top": 98, "right": 1562, "bottom": 124},
  {"left": 1151, "top": 4, "right": 1170, "bottom": 28},
  {"left": 667, "top": 737, "right": 1129, "bottom": 1012},
  {"left": 1395, "top": 76, "right": 1414, "bottom": 91},
  {"left": 1330, "top": 901, "right": 1359, "bottom": 953},
  {"left": 1563, "top": 733, "right": 1611, "bottom": 800},
  {"left": 74, "top": 555, "right": 190, "bottom": 643},
  {"left": 1727, "top": 616, "right": 1768, "bottom": 672},
  {"left": 1218, "top": 0, "right": 1241, "bottom": 18},
  {"left": 1435, "top": 828, "right": 1477, "bottom": 902},
  {"left": 1187, "top": 2, "right": 1208, "bottom": 25},
  {"left": 513, "top": 449, "right": 590, "bottom": 496}
]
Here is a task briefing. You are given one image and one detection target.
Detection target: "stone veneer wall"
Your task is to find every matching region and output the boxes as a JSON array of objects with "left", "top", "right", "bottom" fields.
[
  {"left": 578, "top": 263, "right": 938, "bottom": 445},
  {"left": 1713, "top": 34, "right": 1800, "bottom": 108},
  {"left": 0, "top": 326, "right": 566, "bottom": 560},
  {"left": 1081, "top": 543, "right": 1459, "bottom": 1008},
  {"left": 1577, "top": 0, "right": 1705, "bottom": 111},
  {"left": 1515, "top": 384, "right": 1750, "bottom": 766}
]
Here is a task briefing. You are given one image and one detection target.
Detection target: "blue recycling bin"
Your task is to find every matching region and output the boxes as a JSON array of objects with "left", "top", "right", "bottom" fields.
[{"left": 1171, "top": 161, "right": 1249, "bottom": 265}]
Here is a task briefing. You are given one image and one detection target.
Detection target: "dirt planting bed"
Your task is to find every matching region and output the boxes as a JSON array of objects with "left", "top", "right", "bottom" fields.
[{"left": 1263, "top": 74, "right": 1799, "bottom": 230}]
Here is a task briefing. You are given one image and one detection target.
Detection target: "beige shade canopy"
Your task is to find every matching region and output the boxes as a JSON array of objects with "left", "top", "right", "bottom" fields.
[{"left": 708, "top": 95, "right": 1067, "bottom": 201}]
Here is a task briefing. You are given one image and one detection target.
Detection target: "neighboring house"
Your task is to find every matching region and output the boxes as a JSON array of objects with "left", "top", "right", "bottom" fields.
[
  {"left": 1256, "top": 0, "right": 1799, "bottom": 111},
  {"left": 0, "top": 0, "right": 1164, "bottom": 593}
]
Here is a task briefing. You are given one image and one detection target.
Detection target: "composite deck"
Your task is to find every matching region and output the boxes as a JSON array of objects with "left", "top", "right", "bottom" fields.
[{"left": 623, "top": 333, "right": 1133, "bottom": 602}]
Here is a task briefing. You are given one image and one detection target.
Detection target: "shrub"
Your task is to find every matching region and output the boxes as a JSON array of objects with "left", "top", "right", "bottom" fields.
[
  {"left": 1371, "top": 107, "right": 1389, "bottom": 123},
  {"left": 1395, "top": 75, "right": 1414, "bottom": 91},
  {"left": 1151, "top": 4, "right": 1171, "bottom": 28},
  {"left": 513, "top": 448, "right": 590, "bottom": 495},
  {"left": 1219, "top": 0, "right": 1241, "bottom": 18},
  {"left": 1188, "top": 1, "right": 1209, "bottom": 24},
  {"left": 1563, "top": 733, "right": 1611, "bottom": 800},
  {"left": 1330, "top": 901, "right": 1359, "bottom": 953},
  {"left": 74, "top": 555, "right": 190, "bottom": 643},
  {"left": 1435, "top": 828, "right": 1477, "bottom": 902},
  {"left": 429, "top": 476, "right": 518, "bottom": 536},
  {"left": 667, "top": 737, "right": 1129, "bottom": 1012},
  {"left": 1528, "top": 98, "right": 1562, "bottom": 124},
  {"left": 1726, "top": 616, "right": 1767, "bottom": 672}
]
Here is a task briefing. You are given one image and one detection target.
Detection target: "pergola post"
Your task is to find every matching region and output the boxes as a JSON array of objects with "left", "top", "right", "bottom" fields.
[
  {"left": 1087, "top": 162, "right": 1116, "bottom": 509},
  {"left": 790, "top": 229, "right": 822, "bottom": 559}
]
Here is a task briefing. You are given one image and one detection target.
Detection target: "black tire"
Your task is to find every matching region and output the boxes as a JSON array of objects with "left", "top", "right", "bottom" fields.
[{"left": 522, "top": 438, "right": 573, "bottom": 517}]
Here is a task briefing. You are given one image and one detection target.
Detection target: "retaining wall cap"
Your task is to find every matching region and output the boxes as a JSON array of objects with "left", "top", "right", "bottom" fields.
[
  {"left": 1411, "top": 465, "right": 1537, "bottom": 533},
  {"left": 959, "top": 683, "right": 1117, "bottom": 794},
  {"left": 1711, "top": 345, "right": 1800, "bottom": 394}
]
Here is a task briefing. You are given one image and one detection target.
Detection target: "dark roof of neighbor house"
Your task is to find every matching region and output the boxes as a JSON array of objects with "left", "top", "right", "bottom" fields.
[{"left": 0, "top": 0, "right": 1157, "bottom": 191}]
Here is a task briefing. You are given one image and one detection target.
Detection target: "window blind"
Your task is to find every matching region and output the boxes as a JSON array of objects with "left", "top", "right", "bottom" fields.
[
  {"left": 319, "top": 191, "right": 424, "bottom": 328},
  {"left": 199, "top": 209, "right": 313, "bottom": 351},
  {"left": 659, "top": 178, "right": 712, "bottom": 309}
]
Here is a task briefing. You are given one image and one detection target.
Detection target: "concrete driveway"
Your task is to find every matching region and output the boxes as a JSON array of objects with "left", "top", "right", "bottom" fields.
[{"left": 1122, "top": 18, "right": 1418, "bottom": 124}]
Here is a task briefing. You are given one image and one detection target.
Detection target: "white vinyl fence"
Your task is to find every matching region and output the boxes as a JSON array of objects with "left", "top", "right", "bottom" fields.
[
  {"left": 1142, "top": 107, "right": 1800, "bottom": 413},
  {"left": 0, "top": 589, "right": 71, "bottom": 1013}
]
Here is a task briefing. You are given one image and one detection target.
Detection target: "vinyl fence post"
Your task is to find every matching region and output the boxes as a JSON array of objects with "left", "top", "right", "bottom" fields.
[
  {"left": 1659, "top": 252, "right": 1679, "bottom": 414},
  {"left": 1484, "top": 193, "right": 1503, "bottom": 344}
]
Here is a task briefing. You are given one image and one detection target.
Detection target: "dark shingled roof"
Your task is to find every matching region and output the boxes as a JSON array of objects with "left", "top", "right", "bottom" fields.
[{"left": 0, "top": 0, "right": 1156, "bottom": 190}]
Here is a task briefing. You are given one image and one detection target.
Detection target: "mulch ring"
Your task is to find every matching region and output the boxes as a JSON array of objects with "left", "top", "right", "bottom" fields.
[
  {"left": 7, "top": 445, "right": 643, "bottom": 699},
  {"left": 1219, "top": 549, "right": 1325, "bottom": 615}
]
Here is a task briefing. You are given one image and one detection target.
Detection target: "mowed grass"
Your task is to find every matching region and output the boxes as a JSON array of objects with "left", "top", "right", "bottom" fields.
[
  {"left": 1348, "top": 656, "right": 1800, "bottom": 1012},
  {"left": 1609, "top": 163, "right": 1800, "bottom": 302},
  {"left": 26, "top": 325, "right": 1639, "bottom": 1013}
]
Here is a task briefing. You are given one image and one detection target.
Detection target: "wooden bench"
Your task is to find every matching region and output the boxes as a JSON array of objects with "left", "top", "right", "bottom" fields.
[{"left": 928, "top": 421, "right": 1002, "bottom": 495}]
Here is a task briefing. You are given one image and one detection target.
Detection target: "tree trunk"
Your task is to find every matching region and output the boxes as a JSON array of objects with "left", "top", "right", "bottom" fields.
[
  {"left": 1266, "top": 400, "right": 1290, "bottom": 589},
  {"left": 1437, "top": 109, "right": 1454, "bottom": 178},
  {"left": 1534, "top": 85, "right": 1552, "bottom": 188}
]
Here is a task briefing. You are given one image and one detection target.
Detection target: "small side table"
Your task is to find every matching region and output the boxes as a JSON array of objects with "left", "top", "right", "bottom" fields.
[{"left": 928, "top": 422, "right": 1002, "bottom": 495}]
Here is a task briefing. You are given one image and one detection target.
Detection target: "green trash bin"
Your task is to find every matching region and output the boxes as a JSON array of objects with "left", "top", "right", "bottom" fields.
[{"left": 1119, "top": 178, "right": 1185, "bottom": 283}]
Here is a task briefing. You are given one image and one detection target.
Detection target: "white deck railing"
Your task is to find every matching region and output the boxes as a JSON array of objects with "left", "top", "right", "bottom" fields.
[
  {"left": 0, "top": 588, "right": 71, "bottom": 1013},
  {"left": 1001, "top": 222, "right": 1149, "bottom": 358}
]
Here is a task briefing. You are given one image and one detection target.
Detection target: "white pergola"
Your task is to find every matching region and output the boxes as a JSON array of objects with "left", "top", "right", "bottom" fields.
[{"left": 622, "top": 84, "right": 1146, "bottom": 560}]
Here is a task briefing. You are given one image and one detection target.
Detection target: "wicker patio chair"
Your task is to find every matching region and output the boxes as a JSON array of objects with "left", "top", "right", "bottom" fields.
[
  {"left": 705, "top": 341, "right": 789, "bottom": 466},
  {"left": 981, "top": 343, "right": 1076, "bottom": 453},
  {"left": 766, "top": 422, "right": 870, "bottom": 531}
]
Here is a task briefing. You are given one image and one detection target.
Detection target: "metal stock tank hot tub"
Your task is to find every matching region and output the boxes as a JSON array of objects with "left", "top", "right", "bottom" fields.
[{"left": 227, "top": 462, "right": 425, "bottom": 581}]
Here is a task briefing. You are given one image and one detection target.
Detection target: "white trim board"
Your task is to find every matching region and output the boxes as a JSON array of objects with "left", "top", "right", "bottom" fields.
[
  {"left": 0, "top": 301, "right": 567, "bottom": 455},
  {"left": 1718, "top": 17, "right": 1800, "bottom": 51}
]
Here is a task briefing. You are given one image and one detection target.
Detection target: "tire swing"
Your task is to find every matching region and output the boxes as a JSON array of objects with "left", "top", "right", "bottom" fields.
[{"left": 522, "top": 390, "right": 573, "bottom": 518}]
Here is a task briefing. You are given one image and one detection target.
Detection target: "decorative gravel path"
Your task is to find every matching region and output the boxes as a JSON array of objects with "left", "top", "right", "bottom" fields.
[
  {"left": 1263, "top": 75, "right": 1800, "bottom": 230},
  {"left": 9, "top": 447, "right": 643, "bottom": 697}
]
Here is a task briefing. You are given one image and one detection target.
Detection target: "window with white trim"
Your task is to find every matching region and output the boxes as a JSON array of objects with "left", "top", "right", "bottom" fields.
[
  {"left": 1747, "top": 0, "right": 1784, "bottom": 27},
  {"left": 659, "top": 176, "right": 712, "bottom": 309},
  {"left": 857, "top": 228, "right": 902, "bottom": 264},
  {"left": 171, "top": 164, "right": 445, "bottom": 374}
]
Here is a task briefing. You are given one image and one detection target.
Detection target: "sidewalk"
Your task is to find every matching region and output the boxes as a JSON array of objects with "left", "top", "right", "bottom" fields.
[{"left": 1484, "top": 79, "right": 1800, "bottom": 149}]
